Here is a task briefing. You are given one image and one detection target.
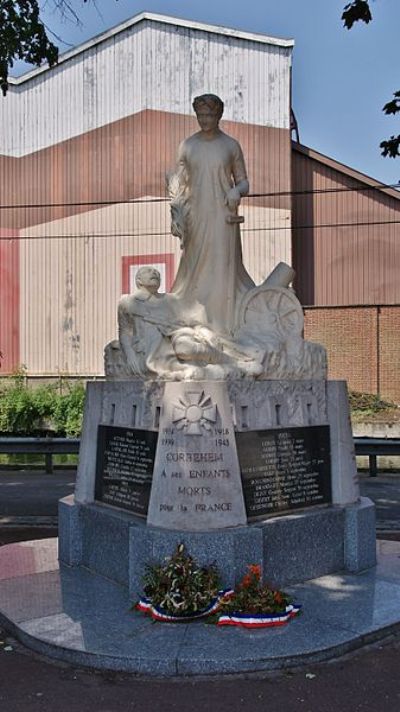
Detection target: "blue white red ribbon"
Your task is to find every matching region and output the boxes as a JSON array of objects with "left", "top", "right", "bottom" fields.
[
  {"left": 217, "top": 604, "right": 301, "bottom": 628},
  {"left": 136, "top": 589, "right": 234, "bottom": 622}
]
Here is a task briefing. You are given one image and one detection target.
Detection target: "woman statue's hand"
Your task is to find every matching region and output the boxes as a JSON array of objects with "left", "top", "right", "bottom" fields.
[{"left": 225, "top": 186, "right": 242, "bottom": 212}]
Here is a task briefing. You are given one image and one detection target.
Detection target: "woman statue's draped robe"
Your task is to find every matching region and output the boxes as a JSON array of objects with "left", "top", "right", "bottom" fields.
[{"left": 170, "top": 131, "right": 255, "bottom": 336}]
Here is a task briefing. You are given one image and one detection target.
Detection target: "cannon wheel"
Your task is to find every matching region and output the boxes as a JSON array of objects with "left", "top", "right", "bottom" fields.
[{"left": 238, "top": 286, "right": 304, "bottom": 337}]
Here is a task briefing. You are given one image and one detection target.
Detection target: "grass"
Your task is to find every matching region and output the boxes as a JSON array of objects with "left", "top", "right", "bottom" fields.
[{"left": 349, "top": 391, "right": 400, "bottom": 424}]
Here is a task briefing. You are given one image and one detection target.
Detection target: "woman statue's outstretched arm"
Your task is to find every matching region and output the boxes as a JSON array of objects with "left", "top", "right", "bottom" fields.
[{"left": 225, "top": 141, "right": 249, "bottom": 211}]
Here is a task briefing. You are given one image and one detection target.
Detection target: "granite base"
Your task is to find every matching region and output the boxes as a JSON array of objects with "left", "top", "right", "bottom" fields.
[
  {"left": 59, "top": 495, "right": 376, "bottom": 595},
  {"left": 59, "top": 377, "right": 371, "bottom": 596}
]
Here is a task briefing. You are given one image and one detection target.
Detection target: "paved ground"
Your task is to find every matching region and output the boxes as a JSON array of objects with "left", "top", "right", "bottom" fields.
[
  {"left": 360, "top": 473, "right": 400, "bottom": 532},
  {"left": 0, "top": 469, "right": 73, "bottom": 543},
  {"left": 0, "top": 467, "right": 399, "bottom": 711},
  {"left": 1, "top": 626, "right": 400, "bottom": 711},
  {"left": 0, "top": 469, "right": 75, "bottom": 519}
]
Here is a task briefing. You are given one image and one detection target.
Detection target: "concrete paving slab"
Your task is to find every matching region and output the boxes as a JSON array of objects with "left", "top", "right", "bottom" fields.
[{"left": 0, "top": 538, "right": 400, "bottom": 676}]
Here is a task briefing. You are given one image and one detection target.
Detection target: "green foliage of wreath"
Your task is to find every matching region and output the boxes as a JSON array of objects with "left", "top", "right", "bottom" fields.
[{"left": 141, "top": 544, "right": 222, "bottom": 616}]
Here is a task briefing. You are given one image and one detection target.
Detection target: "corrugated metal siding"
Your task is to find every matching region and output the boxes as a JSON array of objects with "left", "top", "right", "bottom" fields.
[
  {"left": 0, "top": 229, "right": 19, "bottom": 371},
  {"left": 0, "top": 17, "right": 292, "bottom": 375},
  {"left": 0, "top": 20, "right": 291, "bottom": 157},
  {"left": 292, "top": 146, "right": 400, "bottom": 306},
  {"left": 9, "top": 112, "right": 291, "bottom": 375},
  {"left": 0, "top": 113, "right": 291, "bottom": 233},
  {"left": 18, "top": 202, "right": 290, "bottom": 375}
]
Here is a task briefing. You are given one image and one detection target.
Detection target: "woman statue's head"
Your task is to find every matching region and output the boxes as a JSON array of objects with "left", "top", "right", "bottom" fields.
[
  {"left": 192, "top": 94, "right": 224, "bottom": 133},
  {"left": 192, "top": 94, "right": 224, "bottom": 118}
]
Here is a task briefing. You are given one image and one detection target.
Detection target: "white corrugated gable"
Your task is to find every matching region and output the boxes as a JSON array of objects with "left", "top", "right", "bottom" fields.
[{"left": 0, "top": 14, "right": 292, "bottom": 157}]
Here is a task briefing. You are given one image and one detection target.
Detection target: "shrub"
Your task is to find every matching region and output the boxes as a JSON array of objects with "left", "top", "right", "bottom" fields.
[
  {"left": 0, "top": 373, "right": 85, "bottom": 436},
  {"left": 348, "top": 390, "right": 396, "bottom": 413},
  {"left": 51, "top": 384, "right": 86, "bottom": 437}
]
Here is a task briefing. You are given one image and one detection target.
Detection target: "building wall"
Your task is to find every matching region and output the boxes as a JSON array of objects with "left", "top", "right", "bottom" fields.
[
  {"left": 304, "top": 305, "right": 400, "bottom": 403},
  {"left": 0, "top": 229, "right": 19, "bottom": 373},
  {"left": 0, "top": 17, "right": 292, "bottom": 157},
  {"left": 294, "top": 145, "right": 400, "bottom": 402},
  {"left": 18, "top": 201, "right": 290, "bottom": 375},
  {"left": 0, "top": 111, "right": 291, "bottom": 232},
  {"left": 292, "top": 144, "right": 400, "bottom": 306},
  {"left": 0, "top": 16, "right": 293, "bottom": 375}
]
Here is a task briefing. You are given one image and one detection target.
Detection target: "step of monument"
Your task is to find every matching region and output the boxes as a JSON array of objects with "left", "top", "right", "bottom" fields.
[{"left": 0, "top": 538, "right": 400, "bottom": 676}]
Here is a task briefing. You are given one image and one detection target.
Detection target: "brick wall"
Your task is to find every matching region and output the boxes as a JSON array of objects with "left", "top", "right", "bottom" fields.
[
  {"left": 378, "top": 307, "right": 400, "bottom": 402},
  {"left": 304, "top": 306, "right": 400, "bottom": 403}
]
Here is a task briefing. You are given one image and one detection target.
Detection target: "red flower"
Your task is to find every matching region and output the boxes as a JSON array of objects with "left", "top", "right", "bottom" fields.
[
  {"left": 241, "top": 574, "right": 252, "bottom": 588},
  {"left": 249, "top": 564, "right": 261, "bottom": 579},
  {"left": 239, "top": 564, "right": 261, "bottom": 589},
  {"left": 274, "top": 591, "right": 283, "bottom": 605}
]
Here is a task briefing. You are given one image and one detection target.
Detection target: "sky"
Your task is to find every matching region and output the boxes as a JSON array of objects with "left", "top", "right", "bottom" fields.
[{"left": 14, "top": 0, "right": 400, "bottom": 186}]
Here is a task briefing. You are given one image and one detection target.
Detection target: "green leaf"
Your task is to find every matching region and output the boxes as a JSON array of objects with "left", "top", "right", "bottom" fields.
[
  {"left": 380, "top": 136, "right": 400, "bottom": 159},
  {"left": 0, "top": 0, "right": 59, "bottom": 96},
  {"left": 383, "top": 94, "right": 400, "bottom": 115},
  {"left": 342, "top": 0, "right": 372, "bottom": 29}
]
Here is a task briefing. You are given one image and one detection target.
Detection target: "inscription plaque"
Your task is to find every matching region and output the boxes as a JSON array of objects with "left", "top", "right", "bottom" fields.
[
  {"left": 236, "top": 425, "right": 331, "bottom": 521},
  {"left": 146, "top": 382, "right": 247, "bottom": 530},
  {"left": 95, "top": 425, "right": 158, "bottom": 517}
]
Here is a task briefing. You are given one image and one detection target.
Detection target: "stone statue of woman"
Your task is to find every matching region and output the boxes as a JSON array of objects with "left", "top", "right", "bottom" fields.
[
  {"left": 167, "top": 94, "right": 255, "bottom": 336},
  {"left": 105, "top": 95, "right": 327, "bottom": 382}
]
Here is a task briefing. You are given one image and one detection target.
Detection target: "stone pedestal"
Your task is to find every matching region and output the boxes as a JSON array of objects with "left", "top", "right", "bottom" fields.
[
  {"left": 73, "top": 379, "right": 359, "bottom": 509},
  {"left": 59, "top": 378, "right": 376, "bottom": 593},
  {"left": 59, "top": 495, "right": 376, "bottom": 596}
]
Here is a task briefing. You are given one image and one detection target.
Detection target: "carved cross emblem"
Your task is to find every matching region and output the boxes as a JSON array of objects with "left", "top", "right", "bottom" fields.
[{"left": 172, "top": 391, "right": 217, "bottom": 435}]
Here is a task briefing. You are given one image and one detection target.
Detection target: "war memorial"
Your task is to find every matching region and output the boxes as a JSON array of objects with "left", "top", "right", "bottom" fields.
[{"left": 0, "top": 95, "right": 399, "bottom": 675}]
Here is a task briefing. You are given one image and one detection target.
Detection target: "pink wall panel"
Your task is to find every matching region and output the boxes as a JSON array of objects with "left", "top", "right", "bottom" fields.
[{"left": 0, "top": 228, "right": 19, "bottom": 373}]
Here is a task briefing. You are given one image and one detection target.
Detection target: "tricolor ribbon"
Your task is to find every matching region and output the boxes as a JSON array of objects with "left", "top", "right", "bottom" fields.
[
  {"left": 136, "top": 589, "right": 234, "bottom": 622},
  {"left": 217, "top": 604, "right": 301, "bottom": 628}
]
